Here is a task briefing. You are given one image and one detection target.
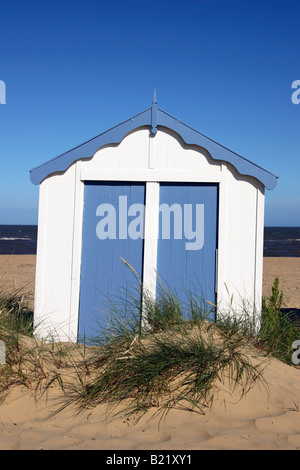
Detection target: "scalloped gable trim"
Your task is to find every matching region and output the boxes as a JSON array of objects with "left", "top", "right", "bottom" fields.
[{"left": 29, "top": 106, "right": 278, "bottom": 189}]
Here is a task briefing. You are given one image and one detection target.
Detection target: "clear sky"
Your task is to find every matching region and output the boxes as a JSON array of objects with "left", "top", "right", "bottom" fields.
[{"left": 0, "top": 0, "right": 299, "bottom": 226}]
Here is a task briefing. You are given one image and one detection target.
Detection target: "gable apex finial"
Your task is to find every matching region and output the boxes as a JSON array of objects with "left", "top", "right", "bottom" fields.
[
  {"left": 151, "top": 89, "right": 158, "bottom": 135},
  {"left": 152, "top": 89, "right": 157, "bottom": 105}
]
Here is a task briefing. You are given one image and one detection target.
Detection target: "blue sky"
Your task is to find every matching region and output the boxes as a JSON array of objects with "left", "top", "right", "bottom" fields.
[{"left": 0, "top": 0, "right": 299, "bottom": 226}]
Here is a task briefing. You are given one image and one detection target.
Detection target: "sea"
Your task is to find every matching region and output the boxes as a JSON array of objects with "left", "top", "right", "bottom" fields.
[
  {"left": 0, "top": 225, "right": 299, "bottom": 257},
  {"left": 0, "top": 225, "right": 37, "bottom": 255},
  {"left": 263, "top": 227, "right": 300, "bottom": 257}
]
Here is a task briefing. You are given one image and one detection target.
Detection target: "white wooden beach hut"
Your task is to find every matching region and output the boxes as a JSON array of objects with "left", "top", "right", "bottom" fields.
[{"left": 30, "top": 93, "right": 277, "bottom": 342}]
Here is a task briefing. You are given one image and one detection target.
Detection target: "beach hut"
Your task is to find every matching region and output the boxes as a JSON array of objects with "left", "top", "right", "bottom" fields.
[{"left": 30, "top": 93, "right": 277, "bottom": 342}]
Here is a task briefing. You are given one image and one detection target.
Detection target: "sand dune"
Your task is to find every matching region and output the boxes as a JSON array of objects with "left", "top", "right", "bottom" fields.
[
  {"left": 0, "top": 353, "right": 299, "bottom": 450},
  {"left": 0, "top": 254, "right": 299, "bottom": 450}
]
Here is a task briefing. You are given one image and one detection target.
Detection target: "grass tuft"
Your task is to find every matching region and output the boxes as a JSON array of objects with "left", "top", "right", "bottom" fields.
[
  {"left": 0, "top": 276, "right": 298, "bottom": 422},
  {"left": 258, "top": 278, "right": 300, "bottom": 364},
  {"left": 57, "top": 321, "right": 264, "bottom": 421},
  {"left": 53, "top": 281, "right": 267, "bottom": 421}
]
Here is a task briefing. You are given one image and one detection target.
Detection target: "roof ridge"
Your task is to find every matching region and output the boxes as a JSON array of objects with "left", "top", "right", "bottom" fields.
[{"left": 30, "top": 104, "right": 278, "bottom": 189}]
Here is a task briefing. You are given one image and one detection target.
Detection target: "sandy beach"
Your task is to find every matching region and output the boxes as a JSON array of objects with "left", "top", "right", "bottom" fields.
[
  {"left": 1, "top": 255, "right": 299, "bottom": 310},
  {"left": 0, "top": 254, "right": 299, "bottom": 450}
]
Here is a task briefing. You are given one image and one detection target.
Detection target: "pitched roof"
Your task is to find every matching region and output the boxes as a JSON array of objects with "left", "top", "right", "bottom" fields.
[{"left": 30, "top": 95, "right": 278, "bottom": 189}]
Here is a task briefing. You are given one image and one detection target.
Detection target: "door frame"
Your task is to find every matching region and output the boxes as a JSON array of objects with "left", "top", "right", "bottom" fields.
[{"left": 68, "top": 164, "right": 227, "bottom": 341}]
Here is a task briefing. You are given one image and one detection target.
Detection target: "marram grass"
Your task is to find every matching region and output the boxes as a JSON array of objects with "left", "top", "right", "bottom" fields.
[
  {"left": 60, "top": 321, "right": 265, "bottom": 421},
  {"left": 53, "top": 281, "right": 268, "bottom": 421},
  {"left": 0, "top": 277, "right": 298, "bottom": 421}
]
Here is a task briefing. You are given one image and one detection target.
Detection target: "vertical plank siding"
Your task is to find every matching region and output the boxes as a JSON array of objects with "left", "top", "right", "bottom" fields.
[
  {"left": 78, "top": 181, "right": 218, "bottom": 340},
  {"left": 157, "top": 183, "right": 218, "bottom": 319},
  {"left": 78, "top": 182, "right": 145, "bottom": 341}
]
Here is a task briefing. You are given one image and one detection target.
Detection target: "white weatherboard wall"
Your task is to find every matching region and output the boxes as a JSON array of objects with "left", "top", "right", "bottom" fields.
[{"left": 34, "top": 127, "right": 265, "bottom": 342}]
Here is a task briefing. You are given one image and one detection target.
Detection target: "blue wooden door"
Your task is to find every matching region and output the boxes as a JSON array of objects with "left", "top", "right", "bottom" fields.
[
  {"left": 78, "top": 182, "right": 145, "bottom": 342},
  {"left": 157, "top": 183, "right": 218, "bottom": 319}
]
